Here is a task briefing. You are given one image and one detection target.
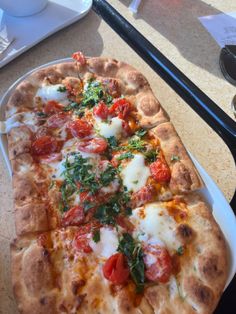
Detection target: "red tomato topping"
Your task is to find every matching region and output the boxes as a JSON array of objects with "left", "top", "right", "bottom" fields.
[
  {"left": 144, "top": 244, "right": 172, "bottom": 283},
  {"left": 31, "top": 136, "right": 61, "bottom": 156},
  {"left": 131, "top": 185, "right": 155, "bottom": 208},
  {"left": 103, "top": 253, "right": 130, "bottom": 285},
  {"left": 150, "top": 159, "right": 171, "bottom": 183},
  {"left": 93, "top": 101, "right": 109, "bottom": 120},
  {"left": 72, "top": 51, "right": 86, "bottom": 65},
  {"left": 74, "top": 233, "right": 92, "bottom": 253},
  {"left": 67, "top": 119, "right": 92, "bottom": 138},
  {"left": 73, "top": 222, "right": 100, "bottom": 253},
  {"left": 116, "top": 215, "right": 134, "bottom": 232},
  {"left": 78, "top": 138, "right": 108, "bottom": 153},
  {"left": 80, "top": 191, "right": 98, "bottom": 204},
  {"left": 62, "top": 206, "right": 85, "bottom": 227},
  {"left": 47, "top": 112, "right": 70, "bottom": 128},
  {"left": 43, "top": 100, "right": 64, "bottom": 115},
  {"left": 122, "top": 120, "right": 133, "bottom": 136},
  {"left": 109, "top": 99, "right": 132, "bottom": 119}
]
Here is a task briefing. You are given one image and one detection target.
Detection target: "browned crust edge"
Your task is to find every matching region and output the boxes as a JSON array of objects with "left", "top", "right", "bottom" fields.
[{"left": 150, "top": 122, "right": 204, "bottom": 193}]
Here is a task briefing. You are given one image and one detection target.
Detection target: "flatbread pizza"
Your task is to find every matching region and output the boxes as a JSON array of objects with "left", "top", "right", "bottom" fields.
[{"left": 3, "top": 52, "right": 228, "bottom": 314}]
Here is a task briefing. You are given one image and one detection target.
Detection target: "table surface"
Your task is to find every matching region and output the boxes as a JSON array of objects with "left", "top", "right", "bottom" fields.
[{"left": 0, "top": 0, "right": 235, "bottom": 313}]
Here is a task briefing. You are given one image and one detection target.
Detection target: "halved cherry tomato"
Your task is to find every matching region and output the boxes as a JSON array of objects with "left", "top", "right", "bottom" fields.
[
  {"left": 109, "top": 99, "right": 132, "bottom": 119},
  {"left": 150, "top": 159, "right": 171, "bottom": 183},
  {"left": 31, "top": 136, "right": 61, "bottom": 156},
  {"left": 72, "top": 51, "right": 86, "bottom": 65},
  {"left": 78, "top": 138, "right": 108, "bottom": 153},
  {"left": 80, "top": 191, "right": 98, "bottom": 204},
  {"left": 74, "top": 234, "right": 92, "bottom": 253},
  {"left": 67, "top": 119, "right": 92, "bottom": 138},
  {"left": 73, "top": 222, "right": 100, "bottom": 253},
  {"left": 43, "top": 100, "right": 64, "bottom": 115},
  {"left": 93, "top": 101, "right": 109, "bottom": 120},
  {"left": 103, "top": 253, "right": 130, "bottom": 285},
  {"left": 62, "top": 206, "right": 85, "bottom": 227},
  {"left": 144, "top": 244, "right": 172, "bottom": 283},
  {"left": 47, "top": 112, "right": 70, "bottom": 128},
  {"left": 131, "top": 185, "right": 155, "bottom": 208}
]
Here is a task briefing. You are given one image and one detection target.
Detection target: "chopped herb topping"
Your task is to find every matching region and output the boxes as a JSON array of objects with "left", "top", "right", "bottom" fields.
[
  {"left": 144, "top": 150, "right": 158, "bottom": 163},
  {"left": 125, "top": 207, "right": 132, "bottom": 216},
  {"left": 57, "top": 86, "right": 67, "bottom": 92},
  {"left": 117, "top": 152, "right": 134, "bottom": 161},
  {"left": 127, "top": 137, "right": 146, "bottom": 152},
  {"left": 132, "top": 180, "right": 139, "bottom": 184},
  {"left": 107, "top": 136, "right": 119, "bottom": 149},
  {"left": 94, "top": 190, "right": 130, "bottom": 225},
  {"left": 177, "top": 246, "right": 184, "bottom": 256},
  {"left": 135, "top": 128, "right": 147, "bottom": 138},
  {"left": 81, "top": 80, "right": 112, "bottom": 108},
  {"left": 171, "top": 155, "right": 180, "bottom": 162},
  {"left": 118, "top": 233, "right": 145, "bottom": 293},
  {"left": 60, "top": 181, "right": 76, "bottom": 212},
  {"left": 92, "top": 230, "right": 100, "bottom": 243},
  {"left": 99, "top": 164, "right": 117, "bottom": 186}
]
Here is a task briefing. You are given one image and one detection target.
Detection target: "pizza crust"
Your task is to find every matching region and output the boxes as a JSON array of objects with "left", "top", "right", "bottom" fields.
[
  {"left": 6, "top": 57, "right": 228, "bottom": 314},
  {"left": 150, "top": 122, "right": 204, "bottom": 193}
]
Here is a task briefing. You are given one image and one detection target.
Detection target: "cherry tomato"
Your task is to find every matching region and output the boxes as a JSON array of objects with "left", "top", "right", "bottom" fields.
[
  {"left": 93, "top": 101, "right": 109, "bottom": 120},
  {"left": 67, "top": 119, "right": 92, "bottom": 138},
  {"left": 103, "top": 253, "right": 130, "bottom": 285},
  {"left": 131, "top": 185, "right": 155, "bottom": 208},
  {"left": 73, "top": 222, "right": 100, "bottom": 253},
  {"left": 31, "top": 136, "right": 61, "bottom": 156},
  {"left": 144, "top": 244, "right": 172, "bottom": 283},
  {"left": 150, "top": 159, "right": 171, "bottom": 183},
  {"left": 74, "top": 233, "right": 92, "bottom": 253},
  {"left": 72, "top": 51, "right": 86, "bottom": 65},
  {"left": 109, "top": 99, "right": 132, "bottom": 119},
  {"left": 43, "top": 100, "right": 64, "bottom": 115},
  {"left": 47, "top": 112, "right": 70, "bottom": 128},
  {"left": 80, "top": 191, "right": 98, "bottom": 204},
  {"left": 62, "top": 206, "right": 85, "bottom": 227},
  {"left": 78, "top": 138, "right": 108, "bottom": 154}
]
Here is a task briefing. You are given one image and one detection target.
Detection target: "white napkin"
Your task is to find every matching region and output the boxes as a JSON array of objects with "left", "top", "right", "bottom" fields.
[
  {"left": 0, "top": 25, "right": 14, "bottom": 55},
  {"left": 198, "top": 12, "right": 236, "bottom": 48}
]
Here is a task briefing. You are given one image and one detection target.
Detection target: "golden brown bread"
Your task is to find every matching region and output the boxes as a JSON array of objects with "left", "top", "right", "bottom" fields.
[{"left": 5, "top": 57, "right": 228, "bottom": 314}]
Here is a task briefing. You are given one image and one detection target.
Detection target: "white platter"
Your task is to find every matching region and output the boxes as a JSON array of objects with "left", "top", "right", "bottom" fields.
[
  {"left": 0, "top": 0, "right": 92, "bottom": 68},
  {"left": 0, "top": 59, "right": 235, "bottom": 290}
]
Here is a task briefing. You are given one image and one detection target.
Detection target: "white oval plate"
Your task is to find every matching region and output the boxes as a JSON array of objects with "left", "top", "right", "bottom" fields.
[{"left": 0, "top": 59, "right": 235, "bottom": 290}]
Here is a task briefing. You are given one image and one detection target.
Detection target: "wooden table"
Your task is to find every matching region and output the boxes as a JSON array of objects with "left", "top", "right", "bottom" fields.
[{"left": 0, "top": 1, "right": 235, "bottom": 313}]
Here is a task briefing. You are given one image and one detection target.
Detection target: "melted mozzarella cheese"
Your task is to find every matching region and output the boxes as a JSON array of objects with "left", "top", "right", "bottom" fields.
[
  {"left": 2, "top": 112, "right": 38, "bottom": 133},
  {"left": 49, "top": 159, "right": 66, "bottom": 180},
  {"left": 36, "top": 84, "right": 69, "bottom": 104},
  {"left": 89, "top": 227, "right": 119, "bottom": 259},
  {"left": 95, "top": 117, "right": 123, "bottom": 138},
  {"left": 120, "top": 154, "right": 150, "bottom": 192},
  {"left": 131, "top": 203, "right": 181, "bottom": 251}
]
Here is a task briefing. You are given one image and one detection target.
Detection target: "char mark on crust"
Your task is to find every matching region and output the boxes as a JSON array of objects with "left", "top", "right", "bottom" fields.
[
  {"left": 198, "top": 253, "right": 225, "bottom": 285},
  {"left": 183, "top": 276, "right": 215, "bottom": 311},
  {"left": 6, "top": 82, "right": 37, "bottom": 117},
  {"left": 175, "top": 223, "right": 195, "bottom": 244}
]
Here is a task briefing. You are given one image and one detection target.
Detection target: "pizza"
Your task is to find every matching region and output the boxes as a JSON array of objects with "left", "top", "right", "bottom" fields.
[{"left": 4, "top": 52, "right": 228, "bottom": 314}]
